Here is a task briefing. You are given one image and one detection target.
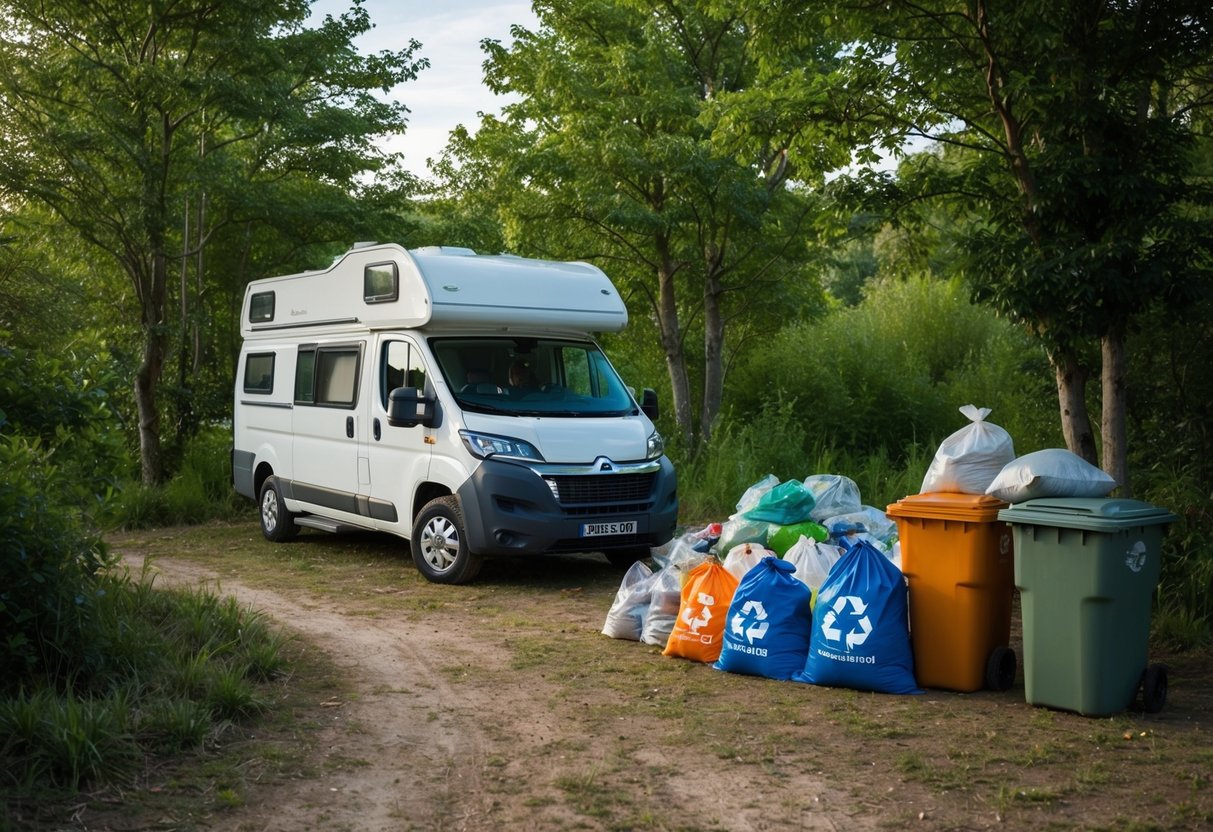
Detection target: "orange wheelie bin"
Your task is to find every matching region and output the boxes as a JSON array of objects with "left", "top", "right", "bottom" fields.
[{"left": 886, "top": 493, "right": 1015, "bottom": 692}]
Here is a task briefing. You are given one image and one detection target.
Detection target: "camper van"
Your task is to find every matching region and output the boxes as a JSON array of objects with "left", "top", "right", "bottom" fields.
[{"left": 231, "top": 243, "right": 677, "bottom": 584}]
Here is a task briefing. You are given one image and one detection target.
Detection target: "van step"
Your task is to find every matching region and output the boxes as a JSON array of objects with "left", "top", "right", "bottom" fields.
[{"left": 294, "top": 515, "right": 360, "bottom": 535}]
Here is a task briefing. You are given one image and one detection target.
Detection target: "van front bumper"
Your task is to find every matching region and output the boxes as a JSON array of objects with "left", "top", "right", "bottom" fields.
[{"left": 457, "top": 456, "right": 678, "bottom": 556}]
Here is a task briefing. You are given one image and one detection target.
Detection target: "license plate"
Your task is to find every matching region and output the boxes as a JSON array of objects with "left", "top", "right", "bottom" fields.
[{"left": 580, "top": 521, "right": 637, "bottom": 537}]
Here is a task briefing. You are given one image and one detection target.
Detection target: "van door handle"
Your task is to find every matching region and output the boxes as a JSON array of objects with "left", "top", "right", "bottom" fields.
[
  {"left": 373, "top": 417, "right": 381, "bottom": 441},
  {"left": 346, "top": 416, "right": 354, "bottom": 438}
]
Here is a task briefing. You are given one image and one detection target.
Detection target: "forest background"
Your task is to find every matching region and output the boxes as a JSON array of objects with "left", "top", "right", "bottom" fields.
[{"left": 2, "top": 0, "right": 1212, "bottom": 787}]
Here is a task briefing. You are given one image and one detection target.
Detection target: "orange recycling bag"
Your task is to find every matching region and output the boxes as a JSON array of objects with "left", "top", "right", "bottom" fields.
[{"left": 662, "top": 560, "right": 740, "bottom": 663}]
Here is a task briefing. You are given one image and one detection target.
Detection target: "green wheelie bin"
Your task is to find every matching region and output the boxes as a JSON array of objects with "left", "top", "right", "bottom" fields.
[{"left": 998, "top": 498, "right": 1178, "bottom": 716}]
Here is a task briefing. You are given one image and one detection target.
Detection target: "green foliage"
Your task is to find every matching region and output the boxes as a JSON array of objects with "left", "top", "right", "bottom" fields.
[
  {"left": 0, "top": 434, "right": 111, "bottom": 686},
  {"left": 0, "top": 565, "right": 290, "bottom": 793},
  {"left": 726, "top": 275, "right": 1054, "bottom": 459},
  {"left": 104, "top": 424, "right": 246, "bottom": 530}
]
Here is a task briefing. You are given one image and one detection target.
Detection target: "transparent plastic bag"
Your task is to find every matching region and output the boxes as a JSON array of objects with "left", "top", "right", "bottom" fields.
[
  {"left": 804, "top": 474, "right": 863, "bottom": 521},
  {"left": 735, "top": 473, "right": 780, "bottom": 513},
  {"left": 601, "top": 560, "right": 657, "bottom": 640},
  {"left": 740, "top": 479, "right": 816, "bottom": 525}
]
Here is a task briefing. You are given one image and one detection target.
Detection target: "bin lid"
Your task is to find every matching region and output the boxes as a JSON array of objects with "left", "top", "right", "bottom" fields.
[
  {"left": 886, "top": 492, "right": 1008, "bottom": 523},
  {"left": 997, "top": 497, "right": 1179, "bottom": 532}
]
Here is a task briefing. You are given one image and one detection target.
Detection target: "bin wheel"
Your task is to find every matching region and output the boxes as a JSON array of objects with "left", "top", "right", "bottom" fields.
[
  {"left": 1141, "top": 664, "right": 1168, "bottom": 714},
  {"left": 985, "top": 646, "right": 1017, "bottom": 692}
]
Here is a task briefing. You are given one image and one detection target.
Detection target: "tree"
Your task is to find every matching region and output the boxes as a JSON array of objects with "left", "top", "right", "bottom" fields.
[
  {"left": 435, "top": 0, "right": 869, "bottom": 449},
  {"left": 812, "top": 0, "right": 1213, "bottom": 491},
  {"left": 0, "top": 0, "right": 426, "bottom": 483}
]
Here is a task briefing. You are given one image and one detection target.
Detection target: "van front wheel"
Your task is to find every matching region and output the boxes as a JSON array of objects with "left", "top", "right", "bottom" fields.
[
  {"left": 259, "top": 477, "right": 299, "bottom": 542},
  {"left": 411, "top": 496, "right": 483, "bottom": 584}
]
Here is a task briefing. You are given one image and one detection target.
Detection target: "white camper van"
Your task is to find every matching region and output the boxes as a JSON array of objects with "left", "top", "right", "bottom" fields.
[{"left": 232, "top": 243, "right": 677, "bottom": 584}]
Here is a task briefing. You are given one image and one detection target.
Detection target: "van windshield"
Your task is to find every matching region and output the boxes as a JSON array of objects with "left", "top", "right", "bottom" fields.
[{"left": 431, "top": 336, "right": 637, "bottom": 417}]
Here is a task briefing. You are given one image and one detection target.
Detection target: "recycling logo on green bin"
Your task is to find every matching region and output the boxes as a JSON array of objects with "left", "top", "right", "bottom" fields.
[{"left": 821, "top": 595, "right": 873, "bottom": 651}]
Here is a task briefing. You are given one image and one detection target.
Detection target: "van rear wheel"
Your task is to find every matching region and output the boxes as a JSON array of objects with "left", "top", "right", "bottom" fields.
[
  {"left": 259, "top": 477, "right": 298, "bottom": 542},
  {"left": 411, "top": 496, "right": 483, "bottom": 584}
]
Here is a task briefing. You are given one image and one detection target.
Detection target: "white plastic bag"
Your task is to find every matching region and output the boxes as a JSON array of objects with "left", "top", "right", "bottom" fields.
[
  {"left": 783, "top": 537, "right": 842, "bottom": 592},
  {"left": 601, "top": 560, "right": 657, "bottom": 640},
  {"left": 920, "top": 405, "right": 1015, "bottom": 495},
  {"left": 985, "top": 448, "right": 1117, "bottom": 503},
  {"left": 722, "top": 542, "right": 768, "bottom": 582}
]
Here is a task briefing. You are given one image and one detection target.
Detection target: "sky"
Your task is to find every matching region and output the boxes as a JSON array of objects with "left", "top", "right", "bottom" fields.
[{"left": 307, "top": 0, "right": 539, "bottom": 179}]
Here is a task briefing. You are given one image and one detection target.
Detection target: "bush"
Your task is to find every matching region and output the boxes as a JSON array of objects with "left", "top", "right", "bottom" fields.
[
  {"left": 105, "top": 424, "right": 245, "bottom": 529},
  {"left": 727, "top": 275, "right": 1054, "bottom": 460},
  {"left": 0, "top": 435, "right": 111, "bottom": 688}
]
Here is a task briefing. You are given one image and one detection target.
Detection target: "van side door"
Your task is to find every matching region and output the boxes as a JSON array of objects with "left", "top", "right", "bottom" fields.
[
  {"left": 368, "top": 335, "right": 434, "bottom": 532},
  {"left": 290, "top": 339, "right": 366, "bottom": 519}
]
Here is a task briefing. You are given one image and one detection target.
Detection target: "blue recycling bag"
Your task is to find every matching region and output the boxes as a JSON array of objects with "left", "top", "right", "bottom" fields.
[
  {"left": 714, "top": 557, "right": 813, "bottom": 681},
  {"left": 795, "top": 540, "right": 920, "bottom": 694}
]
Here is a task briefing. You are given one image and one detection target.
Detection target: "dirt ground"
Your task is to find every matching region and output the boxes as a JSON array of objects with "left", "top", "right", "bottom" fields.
[
  {"left": 116, "top": 549, "right": 865, "bottom": 832},
  {"left": 91, "top": 525, "right": 1213, "bottom": 832}
]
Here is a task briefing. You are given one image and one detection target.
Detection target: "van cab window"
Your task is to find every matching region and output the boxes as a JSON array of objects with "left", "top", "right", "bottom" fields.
[
  {"left": 381, "top": 339, "right": 427, "bottom": 408},
  {"left": 431, "top": 336, "right": 635, "bottom": 417}
]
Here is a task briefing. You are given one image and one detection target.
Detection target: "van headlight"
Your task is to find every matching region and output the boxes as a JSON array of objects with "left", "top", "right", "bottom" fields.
[
  {"left": 646, "top": 429, "right": 665, "bottom": 460},
  {"left": 460, "top": 430, "right": 544, "bottom": 461}
]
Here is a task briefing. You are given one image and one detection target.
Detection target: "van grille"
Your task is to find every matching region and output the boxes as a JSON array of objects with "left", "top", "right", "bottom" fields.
[{"left": 544, "top": 473, "right": 655, "bottom": 507}]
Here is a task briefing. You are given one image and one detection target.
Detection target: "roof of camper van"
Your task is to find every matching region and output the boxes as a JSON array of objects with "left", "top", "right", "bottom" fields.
[{"left": 240, "top": 243, "right": 629, "bottom": 338}]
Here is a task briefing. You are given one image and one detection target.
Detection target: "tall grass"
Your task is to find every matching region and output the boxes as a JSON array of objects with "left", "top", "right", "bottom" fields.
[
  {"left": 0, "top": 564, "right": 291, "bottom": 795},
  {"left": 105, "top": 424, "right": 248, "bottom": 529}
]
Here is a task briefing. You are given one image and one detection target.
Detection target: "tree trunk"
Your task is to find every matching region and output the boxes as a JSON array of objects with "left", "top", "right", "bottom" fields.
[
  {"left": 1101, "top": 327, "right": 1130, "bottom": 496},
  {"left": 655, "top": 238, "right": 693, "bottom": 448},
  {"left": 135, "top": 249, "right": 169, "bottom": 485},
  {"left": 699, "top": 254, "right": 725, "bottom": 446},
  {"left": 1052, "top": 348, "right": 1098, "bottom": 465}
]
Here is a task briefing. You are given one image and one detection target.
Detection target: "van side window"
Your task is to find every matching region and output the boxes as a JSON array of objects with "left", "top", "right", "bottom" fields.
[
  {"left": 364, "top": 262, "right": 399, "bottom": 304},
  {"left": 243, "top": 352, "right": 275, "bottom": 394},
  {"left": 381, "top": 340, "right": 427, "bottom": 409},
  {"left": 294, "top": 348, "right": 316, "bottom": 403},
  {"left": 249, "top": 291, "right": 275, "bottom": 323},
  {"left": 315, "top": 347, "right": 360, "bottom": 406}
]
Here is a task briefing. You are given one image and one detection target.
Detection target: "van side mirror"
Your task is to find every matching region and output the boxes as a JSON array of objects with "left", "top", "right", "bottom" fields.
[
  {"left": 388, "top": 387, "right": 435, "bottom": 428},
  {"left": 640, "top": 388, "right": 659, "bottom": 421}
]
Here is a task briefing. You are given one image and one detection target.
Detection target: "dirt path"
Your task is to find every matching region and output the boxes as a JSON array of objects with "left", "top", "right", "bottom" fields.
[{"left": 125, "top": 552, "right": 867, "bottom": 832}]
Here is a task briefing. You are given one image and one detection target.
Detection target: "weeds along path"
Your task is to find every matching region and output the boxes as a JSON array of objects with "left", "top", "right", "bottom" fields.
[{"left": 120, "top": 548, "right": 865, "bottom": 832}]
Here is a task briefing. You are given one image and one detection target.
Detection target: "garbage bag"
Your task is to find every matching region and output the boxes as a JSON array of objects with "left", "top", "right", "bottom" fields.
[
  {"left": 640, "top": 565, "right": 684, "bottom": 647},
  {"left": 985, "top": 448, "right": 1117, "bottom": 503},
  {"left": 715, "top": 557, "right": 814, "bottom": 681},
  {"left": 795, "top": 540, "right": 920, "bottom": 694},
  {"left": 663, "top": 560, "right": 740, "bottom": 663},
  {"left": 722, "top": 542, "right": 768, "bottom": 582},
  {"left": 740, "top": 479, "right": 817, "bottom": 525},
  {"left": 783, "top": 537, "right": 842, "bottom": 595},
  {"left": 736, "top": 473, "right": 780, "bottom": 513},
  {"left": 823, "top": 506, "right": 898, "bottom": 549},
  {"left": 920, "top": 404, "right": 1015, "bottom": 495},
  {"left": 767, "top": 521, "right": 829, "bottom": 556},
  {"left": 601, "top": 560, "right": 658, "bottom": 640},
  {"left": 804, "top": 474, "right": 863, "bottom": 522},
  {"left": 717, "top": 516, "right": 776, "bottom": 555}
]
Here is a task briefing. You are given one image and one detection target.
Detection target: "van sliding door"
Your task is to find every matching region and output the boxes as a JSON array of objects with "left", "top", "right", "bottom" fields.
[{"left": 290, "top": 340, "right": 366, "bottom": 517}]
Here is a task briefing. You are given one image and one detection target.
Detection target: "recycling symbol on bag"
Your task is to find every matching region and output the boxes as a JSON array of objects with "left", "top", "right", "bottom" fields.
[
  {"left": 821, "top": 595, "right": 873, "bottom": 650},
  {"left": 730, "top": 599, "right": 769, "bottom": 645},
  {"left": 681, "top": 592, "right": 716, "bottom": 633}
]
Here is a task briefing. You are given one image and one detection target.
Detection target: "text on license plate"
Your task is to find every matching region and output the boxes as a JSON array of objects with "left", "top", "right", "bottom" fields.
[{"left": 580, "top": 521, "right": 638, "bottom": 537}]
